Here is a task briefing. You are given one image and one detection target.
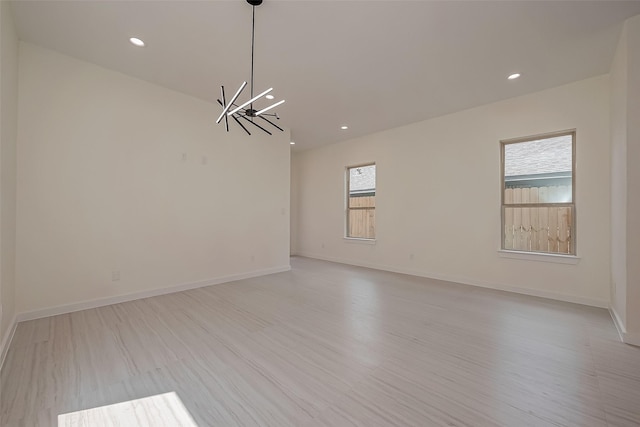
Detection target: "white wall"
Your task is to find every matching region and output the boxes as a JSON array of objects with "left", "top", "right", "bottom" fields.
[
  {"left": 16, "top": 43, "right": 291, "bottom": 315},
  {"left": 294, "top": 76, "right": 611, "bottom": 307},
  {"left": 0, "top": 1, "right": 19, "bottom": 359}
]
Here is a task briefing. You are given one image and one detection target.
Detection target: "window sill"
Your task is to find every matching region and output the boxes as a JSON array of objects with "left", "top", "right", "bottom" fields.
[
  {"left": 343, "top": 237, "right": 376, "bottom": 245},
  {"left": 498, "top": 250, "right": 580, "bottom": 264}
]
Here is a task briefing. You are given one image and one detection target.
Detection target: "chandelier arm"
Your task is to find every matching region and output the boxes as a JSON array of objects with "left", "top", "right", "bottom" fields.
[
  {"left": 220, "top": 87, "right": 229, "bottom": 131},
  {"left": 240, "top": 115, "right": 272, "bottom": 135},
  {"left": 232, "top": 115, "right": 251, "bottom": 135},
  {"left": 217, "top": 97, "right": 236, "bottom": 111},
  {"left": 218, "top": 99, "right": 250, "bottom": 134},
  {"left": 219, "top": 101, "right": 251, "bottom": 135},
  {"left": 216, "top": 82, "right": 247, "bottom": 123},
  {"left": 228, "top": 87, "right": 273, "bottom": 116},
  {"left": 255, "top": 99, "right": 285, "bottom": 116},
  {"left": 258, "top": 115, "right": 284, "bottom": 132},
  {"left": 225, "top": 100, "right": 243, "bottom": 110}
]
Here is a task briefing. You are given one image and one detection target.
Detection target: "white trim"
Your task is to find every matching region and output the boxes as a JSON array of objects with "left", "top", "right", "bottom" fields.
[
  {"left": 608, "top": 306, "right": 640, "bottom": 347},
  {"left": 0, "top": 315, "right": 18, "bottom": 372},
  {"left": 498, "top": 250, "right": 580, "bottom": 264},
  {"left": 295, "top": 252, "right": 607, "bottom": 308},
  {"left": 609, "top": 305, "right": 627, "bottom": 341},
  {"left": 343, "top": 237, "right": 376, "bottom": 245},
  {"left": 15, "top": 265, "right": 291, "bottom": 323}
]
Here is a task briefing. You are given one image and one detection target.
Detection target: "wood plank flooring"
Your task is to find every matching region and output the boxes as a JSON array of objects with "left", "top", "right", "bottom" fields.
[{"left": 1, "top": 257, "right": 639, "bottom": 426}]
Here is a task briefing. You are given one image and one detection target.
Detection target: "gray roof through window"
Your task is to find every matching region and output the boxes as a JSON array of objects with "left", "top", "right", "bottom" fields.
[
  {"left": 349, "top": 164, "right": 376, "bottom": 193},
  {"left": 504, "top": 135, "right": 572, "bottom": 177}
]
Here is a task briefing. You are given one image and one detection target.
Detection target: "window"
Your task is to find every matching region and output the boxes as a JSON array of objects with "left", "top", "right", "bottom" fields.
[
  {"left": 501, "top": 130, "right": 575, "bottom": 255},
  {"left": 346, "top": 164, "right": 376, "bottom": 239}
]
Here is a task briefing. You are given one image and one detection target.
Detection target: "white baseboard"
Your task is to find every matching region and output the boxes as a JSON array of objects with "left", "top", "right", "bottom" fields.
[
  {"left": 609, "top": 305, "right": 627, "bottom": 342},
  {"left": 609, "top": 306, "right": 640, "bottom": 347},
  {"left": 0, "top": 315, "right": 18, "bottom": 372},
  {"left": 16, "top": 265, "right": 291, "bottom": 323},
  {"left": 296, "top": 252, "right": 608, "bottom": 308}
]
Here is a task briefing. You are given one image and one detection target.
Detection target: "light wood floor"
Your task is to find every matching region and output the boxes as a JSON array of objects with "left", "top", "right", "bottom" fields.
[{"left": 2, "top": 257, "right": 639, "bottom": 426}]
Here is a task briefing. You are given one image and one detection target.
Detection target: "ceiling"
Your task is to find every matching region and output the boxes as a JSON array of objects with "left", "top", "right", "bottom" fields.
[{"left": 10, "top": 1, "right": 640, "bottom": 151}]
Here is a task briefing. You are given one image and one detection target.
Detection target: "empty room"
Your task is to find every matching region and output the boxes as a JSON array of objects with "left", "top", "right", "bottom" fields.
[{"left": 1, "top": 1, "right": 640, "bottom": 425}]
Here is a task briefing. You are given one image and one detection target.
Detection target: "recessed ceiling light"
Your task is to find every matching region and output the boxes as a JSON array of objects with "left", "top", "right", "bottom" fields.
[
  {"left": 341, "top": 125, "right": 349, "bottom": 130},
  {"left": 508, "top": 73, "right": 521, "bottom": 80},
  {"left": 129, "top": 37, "right": 145, "bottom": 47},
  {"left": 266, "top": 94, "right": 275, "bottom": 100},
  {"left": 290, "top": 141, "right": 295, "bottom": 145}
]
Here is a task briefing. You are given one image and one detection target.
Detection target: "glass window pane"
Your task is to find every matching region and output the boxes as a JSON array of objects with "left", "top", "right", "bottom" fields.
[
  {"left": 503, "top": 206, "right": 574, "bottom": 254},
  {"left": 349, "top": 164, "right": 376, "bottom": 195},
  {"left": 347, "top": 164, "right": 376, "bottom": 239},
  {"left": 504, "top": 135, "right": 572, "bottom": 204},
  {"left": 348, "top": 208, "right": 376, "bottom": 239}
]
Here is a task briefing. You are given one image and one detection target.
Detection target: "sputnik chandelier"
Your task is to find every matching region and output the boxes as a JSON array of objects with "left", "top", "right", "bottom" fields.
[{"left": 216, "top": 0, "right": 284, "bottom": 135}]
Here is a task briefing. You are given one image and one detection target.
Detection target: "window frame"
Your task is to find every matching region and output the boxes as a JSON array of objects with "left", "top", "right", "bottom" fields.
[
  {"left": 345, "top": 162, "right": 376, "bottom": 240},
  {"left": 500, "top": 129, "right": 577, "bottom": 256}
]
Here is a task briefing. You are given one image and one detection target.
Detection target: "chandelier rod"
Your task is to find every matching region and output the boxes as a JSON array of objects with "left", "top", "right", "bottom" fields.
[{"left": 250, "top": 3, "right": 256, "bottom": 113}]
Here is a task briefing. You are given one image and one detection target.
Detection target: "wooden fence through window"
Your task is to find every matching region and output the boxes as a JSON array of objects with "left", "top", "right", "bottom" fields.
[
  {"left": 347, "top": 187, "right": 573, "bottom": 253},
  {"left": 504, "top": 186, "right": 573, "bottom": 254},
  {"left": 348, "top": 195, "right": 375, "bottom": 239}
]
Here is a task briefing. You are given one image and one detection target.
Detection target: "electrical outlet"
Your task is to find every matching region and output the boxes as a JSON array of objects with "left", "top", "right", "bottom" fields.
[
  {"left": 181, "top": 153, "right": 187, "bottom": 162},
  {"left": 202, "top": 156, "right": 208, "bottom": 165},
  {"left": 409, "top": 253, "right": 414, "bottom": 260},
  {"left": 112, "top": 271, "right": 120, "bottom": 282}
]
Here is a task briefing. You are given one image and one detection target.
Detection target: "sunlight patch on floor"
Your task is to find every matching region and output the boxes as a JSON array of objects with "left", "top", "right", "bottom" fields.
[{"left": 58, "top": 391, "right": 198, "bottom": 426}]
